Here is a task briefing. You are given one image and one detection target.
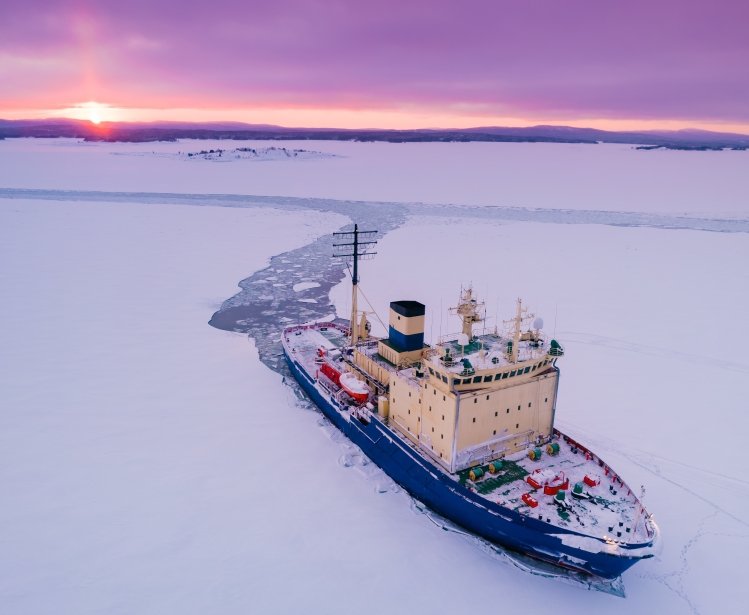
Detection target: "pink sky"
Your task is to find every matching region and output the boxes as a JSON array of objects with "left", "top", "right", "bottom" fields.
[{"left": 1, "top": 0, "right": 747, "bottom": 131}]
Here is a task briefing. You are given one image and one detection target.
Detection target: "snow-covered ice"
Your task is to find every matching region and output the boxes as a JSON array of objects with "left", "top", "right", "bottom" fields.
[
  {"left": 1, "top": 137, "right": 748, "bottom": 217},
  {"left": 1, "top": 137, "right": 748, "bottom": 614},
  {"left": 293, "top": 281, "right": 321, "bottom": 292}
]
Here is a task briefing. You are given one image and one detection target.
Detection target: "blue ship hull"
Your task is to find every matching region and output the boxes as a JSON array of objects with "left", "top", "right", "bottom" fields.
[{"left": 285, "top": 351, "right": 652, "bottom": 579}]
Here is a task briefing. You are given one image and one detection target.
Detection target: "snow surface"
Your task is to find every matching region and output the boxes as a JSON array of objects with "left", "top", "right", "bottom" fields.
[
  {"left": 1, "top": 138, "right": 748, "bottom": 614},
  {"left": 1, "top": 137, "right": 748, "bottom": 217}
]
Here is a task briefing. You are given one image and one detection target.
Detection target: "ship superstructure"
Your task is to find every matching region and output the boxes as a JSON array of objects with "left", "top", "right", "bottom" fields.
[{"left": 282, "top": 225, "right": 658, "bottom": 578}]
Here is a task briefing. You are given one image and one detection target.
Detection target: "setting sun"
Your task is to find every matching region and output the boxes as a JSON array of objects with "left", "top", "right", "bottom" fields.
[{"left": 58, "top": 101, "right": 118, "bottom": 124}]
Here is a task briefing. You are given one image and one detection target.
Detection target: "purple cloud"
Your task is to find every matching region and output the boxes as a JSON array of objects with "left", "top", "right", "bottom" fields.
[{"left": 1, "top": 0, "right": 747, "bottom": 125}]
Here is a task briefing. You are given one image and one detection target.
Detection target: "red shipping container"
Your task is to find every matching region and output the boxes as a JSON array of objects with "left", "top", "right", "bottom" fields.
[
  {"left": 526, "top": 475, "right": 542, "bottom": 489},
  {"left": 522, "top": 493, "right": 539, "bottom": 508}
]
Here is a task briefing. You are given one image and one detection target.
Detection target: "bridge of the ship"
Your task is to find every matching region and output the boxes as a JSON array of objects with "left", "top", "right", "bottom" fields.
[{"left": 430, "top": 332, "right": 549, "bottom": 372}]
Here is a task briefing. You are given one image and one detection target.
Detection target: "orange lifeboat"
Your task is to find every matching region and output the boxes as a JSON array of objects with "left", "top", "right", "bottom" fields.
[
  {"left": 339, "top": 372, "right": 369, "bottom": 403},
  {"left": 319, "top": 362, "right": 341, "bottom": 385}
]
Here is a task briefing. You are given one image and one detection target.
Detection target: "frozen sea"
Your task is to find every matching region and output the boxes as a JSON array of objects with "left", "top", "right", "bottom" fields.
[{"left": 1, "top": 138, "right": 748, "bottom": 614}]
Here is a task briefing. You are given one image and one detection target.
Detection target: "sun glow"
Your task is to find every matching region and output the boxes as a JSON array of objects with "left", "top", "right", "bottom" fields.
[{"left": 59, "top": 101, "right": 119, "bottom": 124}]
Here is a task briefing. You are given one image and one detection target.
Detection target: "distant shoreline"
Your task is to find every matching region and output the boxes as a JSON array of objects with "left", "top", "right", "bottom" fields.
[{"left": 1, "top": 120, "right": 748, "bottom": 150}]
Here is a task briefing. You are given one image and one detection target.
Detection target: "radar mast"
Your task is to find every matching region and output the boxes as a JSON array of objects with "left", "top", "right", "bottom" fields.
[{"left": 450, "top": 286, "right": 485, "bottom": 340}]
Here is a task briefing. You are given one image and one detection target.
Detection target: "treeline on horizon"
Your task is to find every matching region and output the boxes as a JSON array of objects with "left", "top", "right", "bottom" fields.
[{"left": 1, "top": 119, "right": 747, "bottom": 150}]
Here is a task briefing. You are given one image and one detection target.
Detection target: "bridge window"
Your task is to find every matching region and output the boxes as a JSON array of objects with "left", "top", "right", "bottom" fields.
[
  {"left": 494, "top": 373, "right": 502, "bottom": 380},
  {"left": 483, "top": 375, "right": 492, "bottom": 383},
  {"left": 473, "top": 376, "right": 481, "bottom": 384}
]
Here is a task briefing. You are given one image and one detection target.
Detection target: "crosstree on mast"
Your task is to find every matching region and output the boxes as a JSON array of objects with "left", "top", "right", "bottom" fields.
[{"left": 333, "top": 223, "right": 378, "bottom": 345}]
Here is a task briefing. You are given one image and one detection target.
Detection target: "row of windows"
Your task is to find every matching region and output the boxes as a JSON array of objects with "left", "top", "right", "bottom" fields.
[
  {"left": 428, "top": 359, "right": 551, "bottom": 387},
  {"left": 471, "top": 417, "right": 521, "bottom": 430}
]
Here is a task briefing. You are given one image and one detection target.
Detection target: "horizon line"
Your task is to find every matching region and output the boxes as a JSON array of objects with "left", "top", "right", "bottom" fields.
[{"left": 3, "top": 115, "right": 749, "bottom": 138}]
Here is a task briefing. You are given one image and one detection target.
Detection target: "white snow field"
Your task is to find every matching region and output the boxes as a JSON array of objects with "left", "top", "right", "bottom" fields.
[
  {"left": 1, "top": 138, "right": 748, "bottom": 614},
  {"left": 1, "top": 137, "right": 748, "bottom": 217}
]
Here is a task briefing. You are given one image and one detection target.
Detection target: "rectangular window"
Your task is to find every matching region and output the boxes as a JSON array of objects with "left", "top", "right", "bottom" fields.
[
  {"left": 428, "top": 367, "right": 434, "bottom": 375},
  {"left": 462, "top": 378, "right": 471, "bottom": 385},
  {"left": 474, "top": 398, "right": 478, "bottom": 404},
  {"left": 516, "top": 423, "right": 519, "bottom": 428},
  {"left": 493, "top": 430, "right": 496, "bottom": 435},
  {"left": 501, "top": 372, "right": 508, "bottom": 379},
  {"left": 494, "top": 411, "right": 498, "bottom": 417},
  {"left": 441, "top": 434, "right": 444, "bottom": 439},
  {"left": 483, "top": 375, "right": 492, "bottom": 383},
  {"left": 441, "top": 375, "right": 448, "bottom": 384},
  {"left": 486, "top": 395, "right": 490, "bottom": 400},
  {"left": 494, "top": 373, "right": 502, "bottom": 380},
  {"left": 524, "top": 366, "right": 531, "bottom": 374},
  {"left": 472, "top": 376, "right": 481, "bottom": 384},
  {"left": 528, "top": 402, "right": 532, "bottom": 408},
  {"left": 442, "top": 415, "right": 445, "bottom": 421},
  {"left": 472, "top": 417, "right": 476, "bottom": 423},
  {"left": 510, "top": 370, "right": 516, "bottom": 377}
]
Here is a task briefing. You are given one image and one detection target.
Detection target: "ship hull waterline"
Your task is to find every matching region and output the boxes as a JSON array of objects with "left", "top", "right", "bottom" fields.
[{"left": 283, "top": 349, "right": 655, "bottom": 579}]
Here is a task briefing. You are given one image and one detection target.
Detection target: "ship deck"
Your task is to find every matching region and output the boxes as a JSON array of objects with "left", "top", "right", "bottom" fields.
[
  {"left": 429, "top": 331, "right": 548, "bottom": 373},
  {"left": 458, "top": 435, "right": 650, "bottom": 543}
]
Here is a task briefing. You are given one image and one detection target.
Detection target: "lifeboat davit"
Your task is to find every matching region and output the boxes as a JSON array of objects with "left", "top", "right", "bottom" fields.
[
  {"left": 339, "top": 372, "right": 369, "bottom": 403},
  {"left": 319, "top": 362, "right": 341, "bottom": 385}
]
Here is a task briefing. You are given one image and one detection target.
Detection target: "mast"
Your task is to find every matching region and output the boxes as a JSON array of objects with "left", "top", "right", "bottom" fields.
[
  {"left": 512, "top": 298, "right": 522, "bottom": 363},
  {"left": 333, "top": 224, "right": 378, "bottom": 346},
  {"left": 449, "top": 286, "right": 484, "bottom": 340}
]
